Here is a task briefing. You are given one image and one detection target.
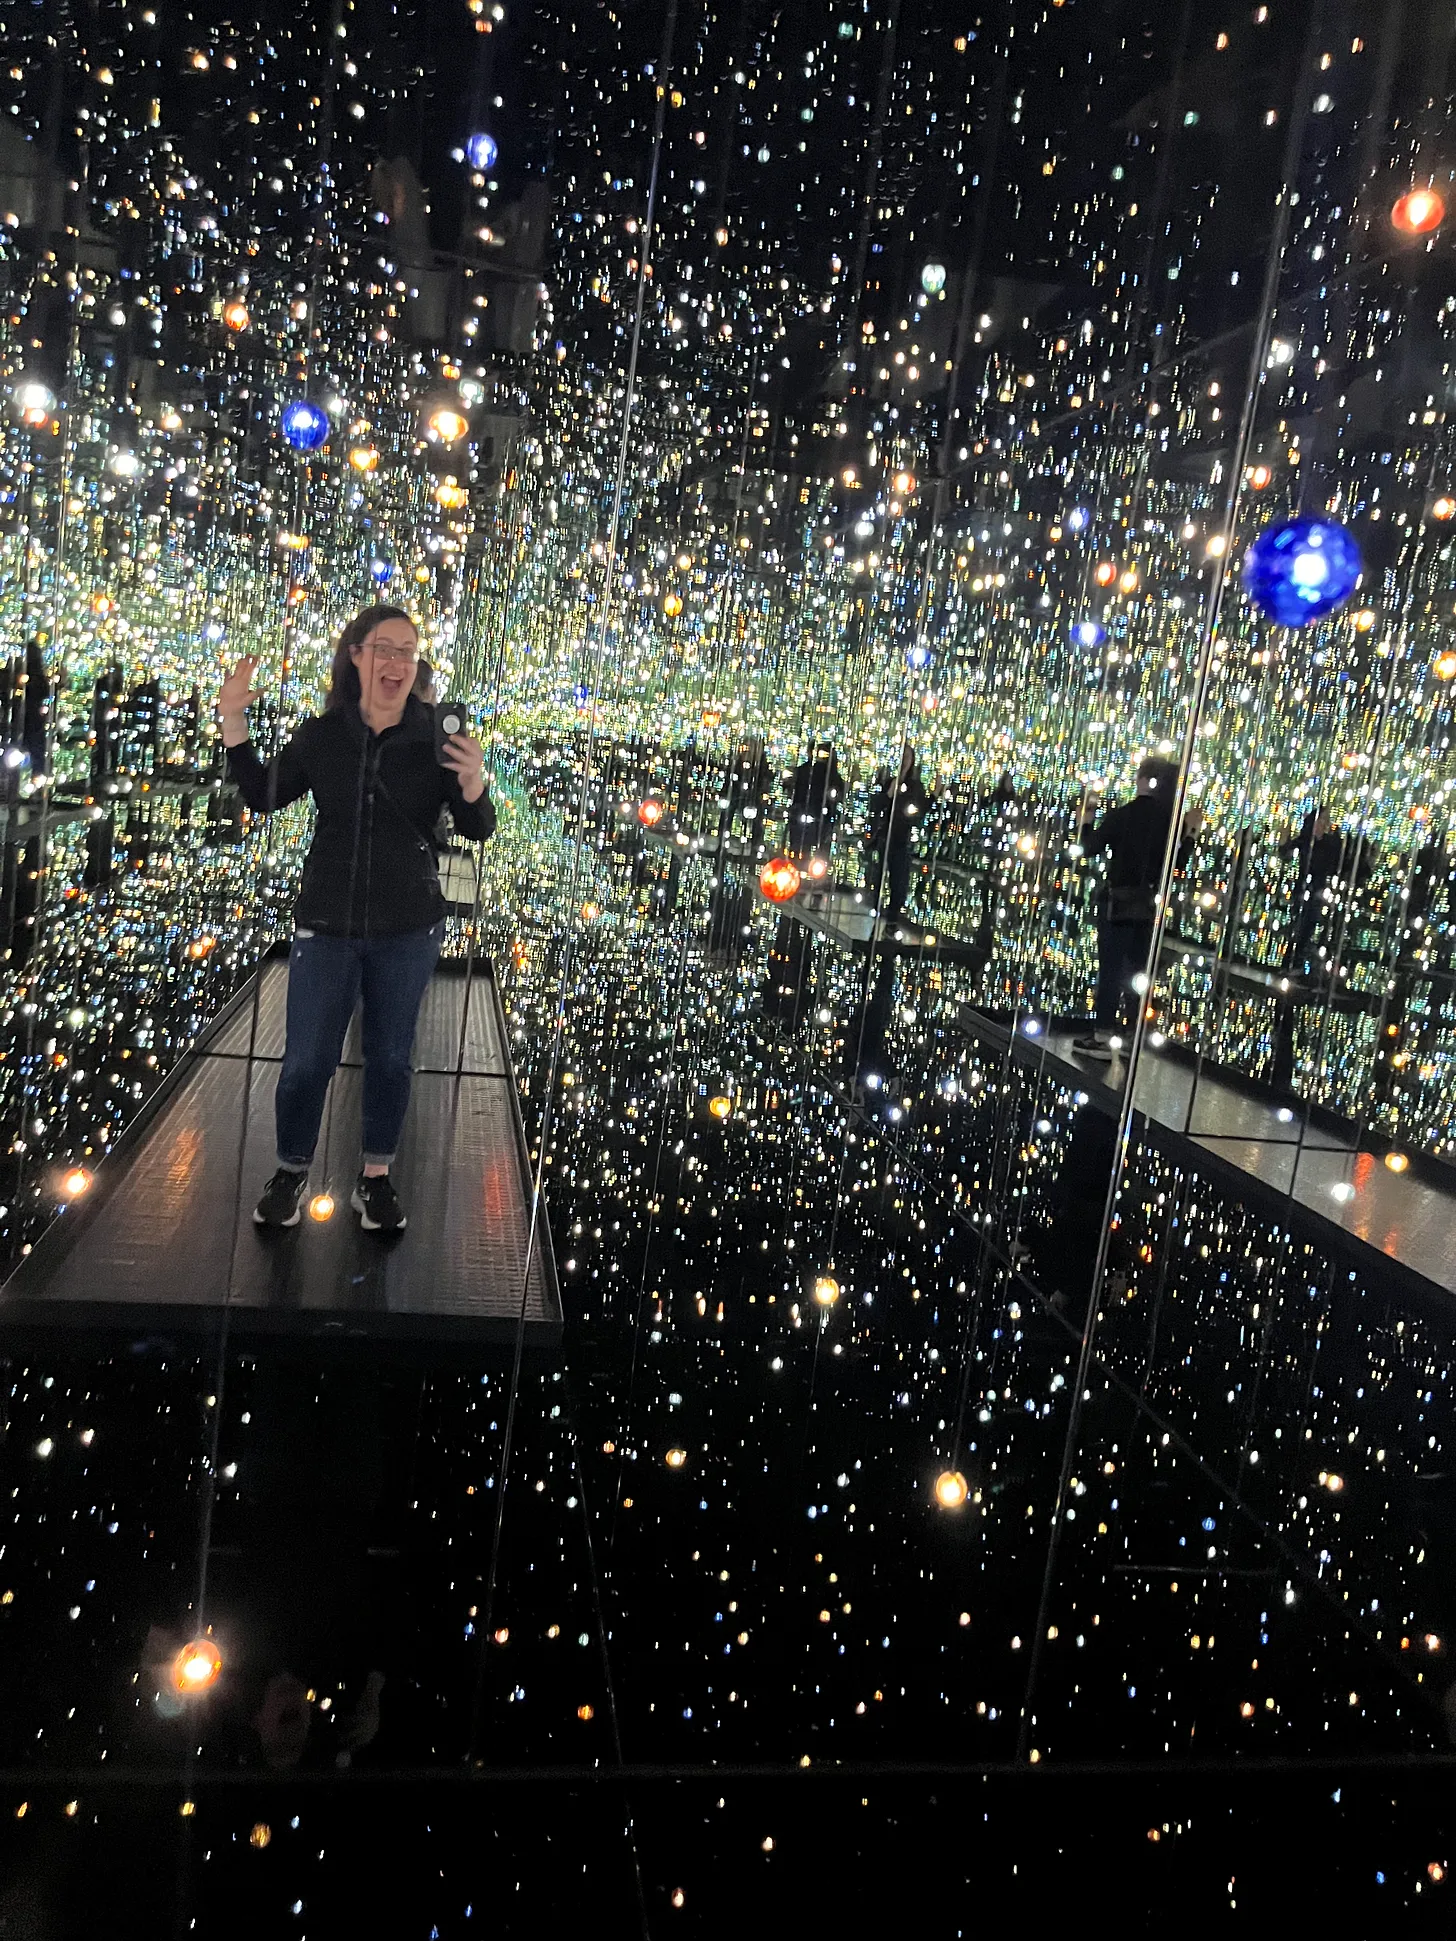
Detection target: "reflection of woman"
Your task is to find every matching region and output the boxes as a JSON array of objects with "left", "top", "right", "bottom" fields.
[
  {"left": 219, "top": 605, "right": 496, "bottom": 1233},
  {"left": 866, "top": 743, "right": 930, "bottom": 914}
]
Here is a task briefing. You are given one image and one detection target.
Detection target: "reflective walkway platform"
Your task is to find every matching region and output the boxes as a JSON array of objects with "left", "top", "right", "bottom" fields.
[
  {"left": 0, "top": 958, "right": 561, "bottom": 1354},
  {"left": 786, "top": 884, "right": 989, "bottom": 967},
  {"left": 957, "top": 1005, "right": 1456, "bottom": 1301}
]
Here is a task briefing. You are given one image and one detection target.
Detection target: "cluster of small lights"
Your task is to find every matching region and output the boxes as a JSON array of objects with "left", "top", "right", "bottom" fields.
[{"left": 0, "top": 0, "right": 1453, "bottom": 1923}]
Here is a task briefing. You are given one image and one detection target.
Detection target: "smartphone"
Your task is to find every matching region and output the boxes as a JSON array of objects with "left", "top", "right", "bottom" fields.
[{"left": 434, "top": 699, "right": 469, "bottom": 764}]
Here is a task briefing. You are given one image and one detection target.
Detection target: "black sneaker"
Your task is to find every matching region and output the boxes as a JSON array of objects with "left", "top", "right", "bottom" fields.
[
  {"left": 1071, "top": 1033, "right": 1115, "bottom": 1059},
  {"left": 253, "top": 1167, "right": 307, "bottom": 1228},
  {"left": 352, "top": 1172, "right": 407, "bottom": 1234}
]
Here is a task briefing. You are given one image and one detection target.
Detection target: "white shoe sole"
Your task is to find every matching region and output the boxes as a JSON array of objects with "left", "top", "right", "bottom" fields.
[
  {"left": 253, "top": 1205, "right": 302, "bottom": 1227},
  {"left": 351, "top": 1187, "right": 406, "bottom": 1233}
]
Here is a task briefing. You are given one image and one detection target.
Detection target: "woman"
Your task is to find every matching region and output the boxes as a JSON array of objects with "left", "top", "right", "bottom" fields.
[{"left": 219, "top": 604, "right": 496, "bottom": 1233}]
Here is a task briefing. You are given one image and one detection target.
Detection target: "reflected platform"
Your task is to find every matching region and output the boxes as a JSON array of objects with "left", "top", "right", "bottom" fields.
[
  {"left": 958, "top": 1006, "right": 1456, "bottom": 1302},
  {"left": 0, "top": 957, "right": 562, "bottom": 1353},
  {"left": 785, "top": 885, "right": 988, "bottom": 967}
]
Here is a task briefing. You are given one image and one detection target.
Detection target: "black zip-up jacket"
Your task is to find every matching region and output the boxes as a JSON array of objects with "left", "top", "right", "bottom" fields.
[
  {"left": 225, "top": 696, "right": 496, "bottom": 937},
  {"left": 1082, "top": 792, "right": 1193, "bottom": 922}
]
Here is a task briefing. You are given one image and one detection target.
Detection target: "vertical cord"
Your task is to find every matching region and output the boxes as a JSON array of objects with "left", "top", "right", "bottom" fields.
[
  {"left": 1015, "top": 0, "right": 1327, "bottom": 1764},
  {"left": 471, "top": 0, "right": 681, "bottom": 1747}
]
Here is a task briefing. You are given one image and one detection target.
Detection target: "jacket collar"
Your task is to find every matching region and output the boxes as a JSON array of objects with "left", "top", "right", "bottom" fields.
[{"left": 337, "top": 693, "right": 433, "bottom": 747}]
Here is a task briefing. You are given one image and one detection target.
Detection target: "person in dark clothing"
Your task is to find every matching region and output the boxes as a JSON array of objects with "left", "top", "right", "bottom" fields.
[
  {"left": 1074, "top": 756, "right": 1199, "bottom": 1057},
  {"left": 1279, "top": 805, "right": 1343, "bottom": 975},
  {"left": 786, "top": 741, "right": 844, "bottom": 864},
  {"left": 866, "top": 742, "right": 931, "bottom": 915},
  {"left": 220, "top": 604, "right": 496, "bottom": 1233}
]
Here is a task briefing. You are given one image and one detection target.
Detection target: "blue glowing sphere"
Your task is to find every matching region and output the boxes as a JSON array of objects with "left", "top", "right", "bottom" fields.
[
  {"left": 280, "top": 399, "right": 329, "bottom": 452},
  {"left": 1074, "top": 619, "right": 1104, "bottom": 648},
  {"left": 369, "top": 558, "right": 393, "bottom": 587},
  {"left": 466, "top": 132, "right": 498, "bottom": 172},
  {"left": 907, "top": 642, "right": 931, "bottom": 670},
  {"left": 1242, "top": 518, "right": 1361, "bottom": 627}
]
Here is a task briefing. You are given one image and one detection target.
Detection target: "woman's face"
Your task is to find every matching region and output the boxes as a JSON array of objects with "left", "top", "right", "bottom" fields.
[{"left": 351, "top": 619, "right": 419, "bottom": 718}]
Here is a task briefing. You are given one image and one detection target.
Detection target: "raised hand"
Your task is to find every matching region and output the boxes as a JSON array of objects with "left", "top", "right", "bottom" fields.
[{"left": 218, "top": 656, "right": 261, "bottom": 720}]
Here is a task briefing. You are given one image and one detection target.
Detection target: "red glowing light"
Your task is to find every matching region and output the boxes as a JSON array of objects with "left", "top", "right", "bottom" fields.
[
  {"left": 759, "top": 857, "right": 802, "bottom": 902},
  {"left": 1392, "top": 187, "right": 1446, "bottom": 236}
]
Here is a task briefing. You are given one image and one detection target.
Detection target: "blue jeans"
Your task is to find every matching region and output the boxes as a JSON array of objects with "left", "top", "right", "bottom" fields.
[{"left": 274, "top": 923, "right": 443, "bottom": 1170}]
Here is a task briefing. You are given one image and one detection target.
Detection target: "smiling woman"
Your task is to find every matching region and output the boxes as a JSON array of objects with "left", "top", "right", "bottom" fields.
[{"left": 217, "top": 605, "right": 497, "bottom": 1234}]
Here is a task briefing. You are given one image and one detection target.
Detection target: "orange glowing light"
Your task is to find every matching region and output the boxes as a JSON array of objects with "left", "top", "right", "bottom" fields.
[
  {"left": 1434, "top": 653, "right": 1456, "bottom": 682},
  {"left": 62, "top": 1167, "right": 92, "bottom": 1198},
  {"left": 348, "top": 445, "right": 380, "bottom": 472},
  {"left": 493, "top": 1627, "right": 509, "bottom": 1644},
  {"left": 308, "top": 1192, "right": 335, "bottom": 1221},
  {"left": 807, "top": 854, "right": 829, "bottom": 879},
  {"left": 812, "top": 1274, "right": 840, "bottom": 1307},
  {"left": 759, "top": 856, "right": 801, "bottom": 902},
  {"left": 577, "top": 1704, "right": 595, "bottom": 1721},
  {"left": 638, "top": 798, "right": 665, "bottom": 828},
  {"left": 222, "top": 300, "right": 250, "bottom": 332},
  {"left": 1094, "top": 561, "right": 1117, "bottom": 586},
  {"left": 1248, "top": 465, "right": 1272, "bottom": 489},
  {"left": 1393, "top": 187, "right": 1446, "bottom": 235},
  {"left": 934, "top": 1471, "right": 969, "bottom": 1509},
  {"left": 427, "top": 406, "right": 469, "bottom": 442},
  {"left": 1433, "top": 497, "right": 1456, "bottom": 521},
  {"left": 708, "top": 1095, "right": 733, "bottom": 1120},
  {"left": 665, "top": 1447, "right": 688, "bottom": 1469},
  {"left": 1353, "top": 608, "right": 1376, "bottom": 631},
  {"left": 1118, "top": 567, "right": 1140, "bottom": 593},
  {"left": 172, "top": 1639, "right": 222, "bottom": 1694},
  {"left": 435, "top": 481, "right": 468, "bottom": 508},
  {"left": 663, "top": 593, "right": 683, "bottom": 617}
]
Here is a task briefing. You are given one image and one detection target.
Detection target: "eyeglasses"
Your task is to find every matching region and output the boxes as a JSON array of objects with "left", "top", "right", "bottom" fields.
[{"left": 364, "top": 641, "right": 419, "bottom": 664}]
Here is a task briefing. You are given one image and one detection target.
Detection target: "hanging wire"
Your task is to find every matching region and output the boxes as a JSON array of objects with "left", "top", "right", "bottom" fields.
[
  {"left": 471, "top": 0, "right": 682, "bottom": 1739},
  {"left": 1015, "top": 0, "right": 1330, "bottom": 1764}
]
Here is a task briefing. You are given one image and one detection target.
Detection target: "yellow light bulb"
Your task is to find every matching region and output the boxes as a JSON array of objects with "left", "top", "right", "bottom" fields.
[
  {"left": 309, "top": 1193, "right": 335, "bottom": 1221},
  {"left": 665, "top": 1448, "right": 688, "bottom": 1469},
  {"left": 811, "top": 1274, "right": 840, "bottom": 1306},
  {"left": 172, "top": 1638, "right": 222, "bottom": 1693},
  {"left": 934, "top": 1470, "right": 969, "bottom": 1509}
]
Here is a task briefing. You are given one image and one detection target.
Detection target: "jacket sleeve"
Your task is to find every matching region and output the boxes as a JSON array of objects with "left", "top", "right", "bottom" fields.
[
  {"left": 446, "top": 773, "right": 497, "bottom": 843},
  {"left": 1081, "top": 803, "right": 1122, "bottom": 859},
  {"left": 225, "top": 724, "right": 313, "bottom": 814}
]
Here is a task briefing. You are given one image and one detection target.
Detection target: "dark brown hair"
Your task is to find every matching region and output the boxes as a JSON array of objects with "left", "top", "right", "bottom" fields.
[{"left": 324, "top": 605, "right": 417, "bottom": 710}]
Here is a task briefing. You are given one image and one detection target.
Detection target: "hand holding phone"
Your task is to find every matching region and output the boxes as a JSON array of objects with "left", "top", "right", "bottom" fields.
[
  {"left": 435, "top": 701, "right": 487, "bottom": 804},
  {"left": 434, "top": 699, "right": 469, "bottom": 762}
]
